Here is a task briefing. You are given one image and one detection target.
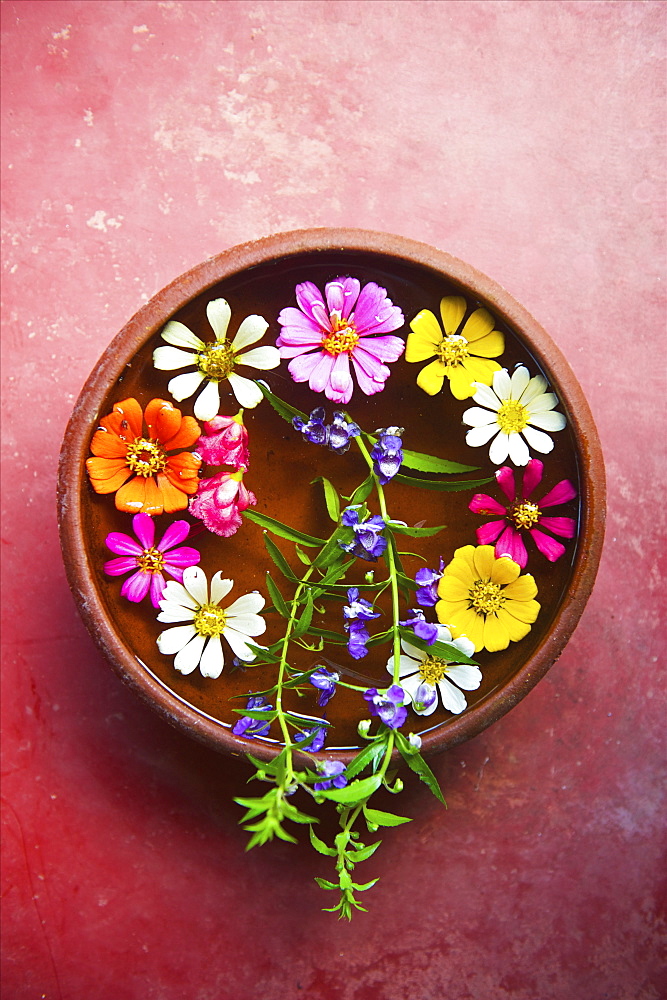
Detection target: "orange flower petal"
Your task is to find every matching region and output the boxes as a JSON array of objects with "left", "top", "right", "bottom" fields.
[
  {"left": 115, "top": 476, "right": 148, "bottom": 514},
  {"left": 86, "top": 459, "right": 132, "bottom": 494},
  {"left": 164, "top": 453, "right": 201, "bottom": 493},
  {"left": 111, "top": 398, "right": 143, "bottom": 438},
  {"left": 89, "top": 426, "right": 129, "bottom": 459},
  {"left": 157, "top": 473, "right": 190, "bottom": 513},
  {"left": 144, "top": 398, "right": 182, "bottom": 445},
  {"left": 142, "top": 476, "right": 165, "bottom": 516},
  {"left": 163, "top": 415, "right": 201, "bottom": 451}
]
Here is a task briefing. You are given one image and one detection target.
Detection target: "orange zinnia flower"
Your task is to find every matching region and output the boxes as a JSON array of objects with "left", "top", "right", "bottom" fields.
[{"left": 86, "top": 398, "right": 202, "bottom": 516}]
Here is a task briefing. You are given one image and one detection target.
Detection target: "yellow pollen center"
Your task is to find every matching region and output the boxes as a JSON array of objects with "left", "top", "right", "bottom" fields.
[
  {"left": 125, "top": 438, "right": 167, "bottom": 477},
  {"left": 511, "top": 501, "right": 541, "bottom": 529},
  {"left": 136, "top": 547, "right": 165, "bottom": 573},
  {"left": 496, "top": 399, "right": 529, "bottom": 435},
  {"left": 469, "top": 579, "right": 505, "bottom": 615},
  {"left": 419, "top": 655, "right": 449, "bottom": 685},
  {"left": 436, "top": 335, "right": 469, "bottom": 368},
  {"left": 197, "top": 342, "right": 236, "bottom": 380},
  {"left": 193, "top": 603, "right": 227, "bottom": 638},
  {"left": 321, "top": 317, "right": 359, "bottom": 356}
]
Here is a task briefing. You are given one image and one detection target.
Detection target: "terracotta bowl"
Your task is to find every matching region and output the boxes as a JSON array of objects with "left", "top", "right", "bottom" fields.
[{"left": 57, "top": 229, "right": 605, "bottom": 763}]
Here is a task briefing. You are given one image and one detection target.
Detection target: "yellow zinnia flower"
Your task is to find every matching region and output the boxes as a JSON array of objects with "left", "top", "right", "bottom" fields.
[
  {"left": 406, "top": 296, "right": 505, "bottom": 399},
  {"left": 435, "top": 544, "right": 540, "bottom": 652}
]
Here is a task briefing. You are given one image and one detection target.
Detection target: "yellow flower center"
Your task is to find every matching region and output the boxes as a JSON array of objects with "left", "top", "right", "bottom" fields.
[
  {"left": 125, "top": 438, "right": 167, "bottom": 477},
  {"left": 321, "top": 315, "right": 359, "bottom": 356},
  {"left": 136, "top": 547, "right": 165, "bottom": 573},
  {"left": 511, "top": 501, "right": 541, "bottom": 529},
  {"left": 496, "top": 399, "right": 529, "bottom": 435},
  {"left": 419, "top": 655, "right": 449, "bottom": 685},
  {"left": 197, "top": 342, "right": 236, "bottom": 380},
  {"left": 436, "top": 334, "right": 469, "bottom": 368},
  {"left": 469, "top": 579, "right": 505, "bottom": 615},
  {"left": 193, "top": 603, "right": 227, "bottom": 638}
]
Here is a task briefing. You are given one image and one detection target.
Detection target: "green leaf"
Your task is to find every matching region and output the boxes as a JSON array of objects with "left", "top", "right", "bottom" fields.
[
  {"left": 295, "top": 545, "right": 312, "bottom": 566},
  {"left": 309, "top": 826, "right": 337, "bottom": 857},
  {"left": 258, "top": 382, "right": 307, "bottom": 424},
  {"left": 346, "top": 475, "right": 374, "bottom": 505},
  {"left": 304, "top": 627, "right": 347, "bottom": 645},
  {"left": 362, "top": 807, "right": 412, "bottom": 827},
  {"left": 314, "top": 877, "right": 338, "bottom": 891},
  {"left": 394, "top": 731, "right": 446, "bottom": 804},
  {"left": 350, "top": 840, "right": 382, "bottom": 862},
  {"left": 398, "top": 627, "right": 479, "bottom": 665},
  {"left": 400, "top": 447, "right": 478, "bottom": 474},
  {"left": 345, "top": 738, "right": 388, "bottom": 779},
  {"left": 350, "top": 878, "right": 379, "bottom": 892},
  {"left": 316, "top": 774, "right": 382, "bottom": 805},
  {"left": 265, "top": 572, "right": 290, "bottom": 618},
  {"left": 291, "top": 591, "right": 314, "bottom": 638},
  {"left": 389, "top": 522, "right": 447, "bottom": 538},
  {"left": 312, "top": 527, "right": 347, "bottom": 569},
  {"left": 394, "top": 472, "right": 493, "bottom": 492},
  {"left": 263, "top": 534, "right": 299, "bottom": 583},
  {"left": 231, "top": 707, "right": 277, "bottom": 721},
  {"left": 245, "top": 509, "right": 325, "bottom": 547},
  {"left": 312, "top": 476, "right": 341, "bottom": 522}
]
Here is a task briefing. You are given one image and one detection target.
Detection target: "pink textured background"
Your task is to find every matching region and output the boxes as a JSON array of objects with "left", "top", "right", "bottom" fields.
[{"left": 2, "top": 2, "right": 665, "bottom": 998}]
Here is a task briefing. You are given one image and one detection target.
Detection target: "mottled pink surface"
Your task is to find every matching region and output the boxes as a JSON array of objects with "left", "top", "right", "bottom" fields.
[{"left": 2, "top": 2, "right": 665, "bottom": 998}]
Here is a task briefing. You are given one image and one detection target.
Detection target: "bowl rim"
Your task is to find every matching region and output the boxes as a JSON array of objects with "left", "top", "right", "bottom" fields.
[{"left": 57, "top": 227, "right": 606, "bottom": 761}]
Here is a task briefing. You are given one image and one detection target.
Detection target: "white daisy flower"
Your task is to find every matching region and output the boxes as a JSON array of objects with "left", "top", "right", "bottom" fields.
[
  {"left": 156, "top": 566, "right": 266, "bottom": 679},
  {"left": 462, "top": 365, "right": 567, "bottom": 466},
  {"left": 153, "top": 298, "right": 280, "bottom": 419},
  {"left": 387, "top": 625, "right": 480, "bottom": 716}
]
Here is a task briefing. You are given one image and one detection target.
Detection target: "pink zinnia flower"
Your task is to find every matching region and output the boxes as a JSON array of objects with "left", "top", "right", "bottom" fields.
[
  {"left": 189, "top": 469, "right": 256, "bottom": 537},
  {"left": 104, "top": 512, "right": 201, "bottom": 607},
  {"left": 196, "top": 411, "right": 249, "bottom": 469},
  {"left": 277, "top": 276, "right": 405, "bottom": 404},
  {"left": 469, "top": 459, "right": 577, "bottom": 568}
]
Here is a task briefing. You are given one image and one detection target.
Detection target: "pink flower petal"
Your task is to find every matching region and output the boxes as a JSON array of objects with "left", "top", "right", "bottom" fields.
[
  {"left": 150, "top": 572, "right": 167, "bottom": 608},
  {"left": 495, "top": 466, "right": 516, "bottom": 501},
  {"left": 539, "top": 479, "right": 578, "bottom": 508},
  {"left": 308, "top": 352, "right": 337, "bottom": 394},
  {"left": 120, "top": 570, "right": 152, "bottom": 602},
  {"left": 356, "top": 334, "right": 405, "bottom": 362},
  {"left": 495, "top": 525, "right": 528, "bottom": 568},
  {"left": 276, "top": 306, "right": 323, "bottom": 338},
  {"left": 288, "top": 350, "right": 324, "bottom": 383},
  {"left": 158, "top": 520, "right": 192, "bottom": 551},
  {"left": 326, "top": 353, "right": 354, "bottom": 402},
  {"left": 353, "top": 282, "right": 404, "bottom": 335},
  {"left": 469, "top": 493, "right": 507, "bottom": 516},
  {"left": 105, "top": 532, "right": 143, "bottom": 557},
  {"left": 295, "top": 282, "right": 330, "bottom": 330},
  {"left": 162, "top": 545, "right": 201, "bottom": 567},
  {"left": 529, "top": 527, "right": 566, "bottom": 562},
  {"left": 104, "top": 556, "right": 139, "bottom": 576},
  {"left": 325, "top": 277, "right": 360, "bottom": 318},
  {"left": 538, "top": 515, "right": 577, "bottom": 538},
  {"left": 132, "top": 512, "right": 155, "bottom": 549},
  {"left": 521, "top": 459, "right": 544, "bottom": 498},
  {"left": 165, "top": 565, "right": 184, "bottom": 582},
  {"left": 476, "top": 519, "right": 505, "bottom": 545}
]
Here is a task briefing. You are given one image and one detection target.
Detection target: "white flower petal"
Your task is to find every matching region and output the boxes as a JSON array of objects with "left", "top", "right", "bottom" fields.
[
  {"left": 193, "top": 379, "right": 220, "bottom": 421},
  {"left": 199, "top": 635, "right": 224, "bottom": 678},
  {"left": 168, "top": 370, "right": 205, "bottom": 402},
  {"left": 161, "top": 320, "right": 205, "bottom": 351},
  {"left": 434, "top": 624, "right": 455, "bottom": 644},
  {"left": 522, "top": 424, "right": 555, "bottom": 454},
  {"left": 160, "top": 580, "right": 199, "bottom": 609},
  {"left": 156, "top": 605, "right": 196, "bottom": 624},
  {"left": 510, "top": 365, "right": 531, "bottom": 399},
  {"left": 157, "top": 624, "right": 197, "bottom": 655},
  {"left": 174, "top": 633, "right": 206, "bottom": 675},
  {"left": 182, "top": 566, "right": 208, "bottom": 606},
  {"left": 225, "top": 592, "right": 266, "bottom": 617},
  {"left": 227, "top": 613, "right": 267, "bottom": 637},
  {"left": 525, "top": 391, "right": 559, "bottom": 414},
  {"left": 508, "top": 431, "right": 530, "bottom": 466},
  {"left": 209, "top": 573, "right": 234, "bottom": 606},
  {"left": 489, "top": 430, "right": 511, "bottom": 464},
  {"left": 492, "top": 368, "right": 512, "bottom": 400},
  {"left": 153, "top": 346, "right": 197, "bottom": 371},
  {"left": 445, "top": 663, "right": 482, "bottom": 690},
  {"left": 227, "top": 372, "right": 264, "bottom": 408},
  {"left": 520, "top": 373, "right": 548, "bottom": 404},
  {"left": 231, "top": 314, "right": 269, "bottom": 352},
  {"left": 528, "top": 410, "right": 567, "bottom": 432},
  {"left": 437, "top": 677, "right": 468, "bottom": 714},
  {"left": 466, "top": 424, "right": 500, "bottom": 448},
  {"left": 206, "top": 299, "right": 231, "bottom": 342},
  {"left": 451, "top": 635, "right": 476, "bottom": 659},
  {"left": 402, "top": 676, "right": 438, "bottom": 715},
  {"left": 237, "top": 346, "right": 281, "bottom": 370},
  {"left": 462, "top": 405, "right": 497, "bottom": 428},
  {"left": 472, "top": 382, "right": 501, "bottom": 410},
  {"left": 222, "top": 627, "right": 258, "bottom": 661}
]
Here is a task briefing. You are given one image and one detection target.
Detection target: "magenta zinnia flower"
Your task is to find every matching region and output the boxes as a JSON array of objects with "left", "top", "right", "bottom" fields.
[
  {"left": 104, "top": 512, "right": 200, "bottom": 607},
  {"left": 277, "top": 276, "right": 405, "bottom": 404},
  {"left": 189, "top": 469, "right": 256, "bottom": 537},
  {"left": 469, "top": 459, "right": 577, "bottom": 568}
]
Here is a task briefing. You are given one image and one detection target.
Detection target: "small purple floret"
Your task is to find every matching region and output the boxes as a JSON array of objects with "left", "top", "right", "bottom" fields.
[
  {"left": 232, "top": 695, "right": 273, "bottom": 738},
  {"left": 292, "top": 408, "right": 360, "bottom": 454},
  {"left": 363, "top": 684, "right": 408, "bottom": 730},
  {"left": 339, "top": 507, "right": 387, "bottom": 561},
  {"left": 309, "top": 667, "right": 339, "bottom": 707},
  {"left": 399, "top": 608, "right": 439, "bottom": 645},
  {"left": 371, "top": 426, "right": 404, "bottom": 485},
  {"left": 295, "top": 725, "right": 327, "bottom": 753},
  {"left": 313, "top": 760, "right": 348, "bottom": 791},
  {"left": 414, "top": 558, "right": 445, "bottom": 607}
]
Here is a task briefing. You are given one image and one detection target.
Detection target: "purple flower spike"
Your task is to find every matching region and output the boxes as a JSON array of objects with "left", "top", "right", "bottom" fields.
[
  {"left": 295, "top": 725, "right": 327, "bottom": 753},
  {"left": 232, "top": 695, "right": 273, "bottom": 738},
  {"left": 363, "top": 684, "right": 408, "bottom": 730},
  {"left": 371, "top": 426, "right": 404, "bottom": 485},
  {"left": 293, "top": 408, "right": 360, "bottom": 454},
  {"left": 313, "top": 760, "right": 348, "bottom": 791},
  {"left": 309, "top": 667, "right": 339, "bottom": 707},
  {"left": 339, "top": 507, "right": 387, "bottom": 561},
  {"left": 104, "top": 513, "right": 201, "bottom": 607},
  {"left": 343, "top": 587, "right": 380, "bottom": 660},
  {"left": 399, "top": 608, "right": 439, "bottom": 645}
]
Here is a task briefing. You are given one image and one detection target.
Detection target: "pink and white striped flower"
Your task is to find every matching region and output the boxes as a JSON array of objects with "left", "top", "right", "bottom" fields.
[
  {"left": 469, "top": 459, "right": 577, "bottom": 568},
  {"left": 104, "top": 512, "right": 200, "bottom": 607},
  {"left": 277, "top": 277, "right": 405, "bottom": 404}
]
